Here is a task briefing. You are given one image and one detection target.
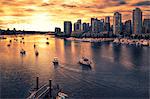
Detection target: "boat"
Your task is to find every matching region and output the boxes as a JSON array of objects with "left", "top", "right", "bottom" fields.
[
  {"left": 79, "top": 57, "right": 92, "bottom": 66},
  {"left": 34, "top": 44, "right": 36, "bottom": 48},
  {"left": 20, "top": 49, "right": 26, "bottom": 55},
  {"left": 142, "top": 40, "right": 149, "bottom": 46},
  {"left": 35, "top": 50, "right": 39, "bottom": 56},
  {"left": 7, "top": 44, "right": 11, "bottom": 47},
  {"left": 9, "top": 40, "right": 12, "bottom": 43},
  {"left": 56, "top": 91, "right": 68, "bottom": 99},
  {"left": 0, "top": 36, "right": 7, "bottom": 39},
  {"left": 113, "top": 38, "right": 118, "bottom": 43},
  {"left": 46, "top": 42, "right": 49, "bottom": 45},
  {"left": 52, "top": 57, "right": 59, "bottom": 65}
]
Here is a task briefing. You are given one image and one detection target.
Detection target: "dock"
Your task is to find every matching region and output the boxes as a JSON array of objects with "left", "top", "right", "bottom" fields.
[{"left": 27, "top": 77, "right": 61, "bottom": 99}]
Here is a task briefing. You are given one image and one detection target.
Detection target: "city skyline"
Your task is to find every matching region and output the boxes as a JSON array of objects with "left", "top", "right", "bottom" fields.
[{"left": 0, "top": 0, "right": 150, "bottom": 31}]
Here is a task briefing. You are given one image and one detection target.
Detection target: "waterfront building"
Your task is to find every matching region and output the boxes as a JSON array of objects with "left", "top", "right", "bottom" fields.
[
  {"left": 132, "top": 8, "right": 142, "bottom": 34},
  {"left": 124, "top": 20, "right": 132, "bottom": 35},
  {"left": 97, "top": 20, "right": 101, "bottom": 33},
  {"left": 82, "top": 23, "right": 90, "bottom": 32},
  {"left": 74, "top": 19, "right": 82, "bottom": 32},
  {"left": 55, "top": 27, "right": 61, "bottom": 35},
  {"left": 105, "top": 16, "right": 110, "bottom": 32},
  {"left": 91, "top": 18, "right": 105, "bottom": 33},
  {"left": 99, "top": 19, "right": 104, "bottom": 32},
  {"left": 91, "top": 18, "right": 99, "bottom": 33},
  {"left": 91, "top": 18, "right": 95, "bottom": 29},
  {"left": 64, "top": 21, "right": 72, "bottom": 36},
  {"left": 113, "top": 12, "right": 122, "bottom": 35},
  {"left": 143, "top": 19, "right": 150, "bottom": 33}
]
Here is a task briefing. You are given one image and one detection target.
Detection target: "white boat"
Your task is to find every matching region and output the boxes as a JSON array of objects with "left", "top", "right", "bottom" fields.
[
  {"left": 142, "top": 40, "right": 149, "bottom": 46},
  {"left": 113, "top": 38, "right": 119, "bottom": 43},
  {"left": 79, "top": 57, "right": 92, "bottom": 66},
  {"left": 52, "top": 57, "right": 59, "bottom": 65},
  {"left": 56, "top": 91, "right": 68, "bottom": 99}
]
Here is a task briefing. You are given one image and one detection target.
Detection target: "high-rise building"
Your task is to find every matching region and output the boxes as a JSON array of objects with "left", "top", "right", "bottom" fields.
[
  {"left": 105, "top": 16, "right": 110, "bottom": 32},
  {"left": 74, "top": 19, "right": 82, "bottom": 32},
  {"left": 113, "top": 12, "right": 122, "bottom": 35},
  {"left": 97, "top": 20, "right": 101, "bottom": 33},
  {"left": 55, "top": 27, "right": 61, "bottom": 35},
  {"left": 100, "top": 19, "right": 104, "bottom": 32},
  {"left": 91, "top": 18, "right": 99, "bottom": 33},
  {"left": 82, "top": 23, "right": 90, "bottom": 32},
  {"left": 143, "top": 19, "right": 150, "bottom": 33},
  {"left": 91, "top": 18, "right": 105, "bottom": 33},
  {"left": 74, "top": 23, "right": 78, "bottom": 32},
  {"left": 64, "top": 21, "right": 72, "bottom": 36},
  {"left": 91, "top": 18, "right": 95, "bottom": 27},
  {"left": 132, "top": 8, "right": 142, "bottom": 34},
  {"left": 105, "top": 16, "right": 110, "bottom": 23},
  {"left": 124, "top": 20, "right": 132, "bottom": 34}
]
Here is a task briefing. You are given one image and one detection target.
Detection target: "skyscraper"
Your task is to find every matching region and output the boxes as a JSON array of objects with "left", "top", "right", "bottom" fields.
[
  {"left": 143, "top": 19, "right": 150, "bottom": 33},
  {"left": 100, "top": 19, "right": 104, "bottom": 32},
  {"left": 105, "top": 16, "right": 110, "bottom": 32},
  {"left": 74, "top": 19, "right": 82, "bottom": 32},
  {"left": 91, "top": 18, "right": 98, "bottom": 33},
  {"left": 124, "top": 20, "right": 132, "bottom": 35},
  {"left": 132, "top": 8, "right": 142, "bottom": 34},
  {"left": 64, "top": 21, "right": 72, "bottom": 36},
  {"left": 113, "top": 12, "right": 122, "bottom": 35},
  {"left": 82, "top": 23, "right": 90, "bottom": 32}
]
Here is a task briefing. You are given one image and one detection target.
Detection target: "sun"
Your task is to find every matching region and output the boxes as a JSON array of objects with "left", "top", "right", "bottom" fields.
[
  {"left": 31, "top": 13, "right": 52, "bottom": 31},
  {"left": 43, "top": 0, "right": 49, "bottom": 3}
]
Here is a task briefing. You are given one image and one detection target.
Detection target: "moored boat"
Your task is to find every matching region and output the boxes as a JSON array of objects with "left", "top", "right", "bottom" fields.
[
  {"left": 46, "top": 42, "right": 49, "bottom": 45},
  {"left": 35, "top": 50, "right": 39, "bottom": 56},
  {"left": 20, "top": 49, "right": 26, "bottom": 55},
  {"left": 52, "top": 57, "right": 59, "bottom": 65},
  {"left": 7, "top": 44, "right": 11, "bottom": 47},
  {"left": 142, "top": 40, "right": 149, "bottom": 46}
]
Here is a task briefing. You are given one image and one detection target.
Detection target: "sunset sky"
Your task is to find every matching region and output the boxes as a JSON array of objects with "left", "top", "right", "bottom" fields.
[{"left": 0, "top": 0, "right": 150, "bottom": 31}]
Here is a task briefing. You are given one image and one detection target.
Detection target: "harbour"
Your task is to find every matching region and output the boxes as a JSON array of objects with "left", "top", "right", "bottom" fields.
[{"left": 0, "top": 35, "right": 149, "bottom": 99}]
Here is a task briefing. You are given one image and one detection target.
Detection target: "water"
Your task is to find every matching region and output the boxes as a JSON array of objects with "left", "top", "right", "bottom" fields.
[{"left": 0, "top": 35, "right": 149, "bottom": 99}]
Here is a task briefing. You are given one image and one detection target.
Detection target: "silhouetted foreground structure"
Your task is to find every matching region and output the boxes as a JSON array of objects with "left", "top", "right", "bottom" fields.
[{"left": 27, "top": 77, "right": 65, "bottom": 99}]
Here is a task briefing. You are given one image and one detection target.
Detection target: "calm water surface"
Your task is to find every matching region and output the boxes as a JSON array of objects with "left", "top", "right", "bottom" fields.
[{"left": 0, "top": 35, "right": 149, "bottom": 99}]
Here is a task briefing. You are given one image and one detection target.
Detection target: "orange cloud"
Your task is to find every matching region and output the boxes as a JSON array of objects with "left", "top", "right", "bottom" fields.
[{"left": 0, "top": 0, "right": 149, "bottom": 31}]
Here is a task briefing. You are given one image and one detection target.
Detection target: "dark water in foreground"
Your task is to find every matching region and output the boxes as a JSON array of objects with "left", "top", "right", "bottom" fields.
[{"left": 0, "top": 35, "right": 149, "bottom": 99}]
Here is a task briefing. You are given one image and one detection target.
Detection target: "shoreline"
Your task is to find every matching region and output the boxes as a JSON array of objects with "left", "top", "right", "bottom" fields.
[
  {"left": 65, "top": 37, "right": 150, "bottom": 46},
  {"left": 1, "top": 35, "right": 150, "bottom": 46}
]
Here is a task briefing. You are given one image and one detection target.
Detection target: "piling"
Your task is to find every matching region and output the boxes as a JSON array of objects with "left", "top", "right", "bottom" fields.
[
  {"left": 49, "top": 80, "right": 52, "bottom": 97},
  {"left": 36, "top": 77, "right": 39, "bottom": 90}
]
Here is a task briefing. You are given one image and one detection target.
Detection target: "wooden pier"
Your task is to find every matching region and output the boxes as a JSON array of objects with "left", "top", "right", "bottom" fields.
[{"left": 27, "top": 77, "right": 61, "bottom": 99}]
